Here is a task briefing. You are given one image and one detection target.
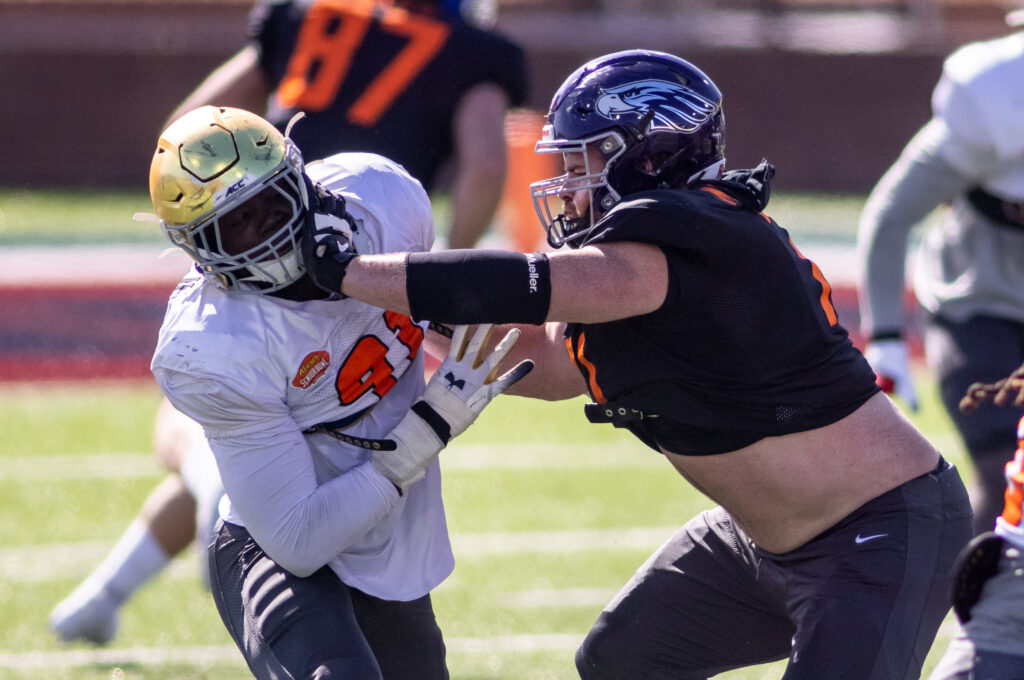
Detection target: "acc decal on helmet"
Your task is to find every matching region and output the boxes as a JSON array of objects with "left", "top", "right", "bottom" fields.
[
  {"left": 146, "top": 106, "right": 310, "bottom": 294},
  {"left": 529, "top": 49, "right": 726, "bottom": 248}
]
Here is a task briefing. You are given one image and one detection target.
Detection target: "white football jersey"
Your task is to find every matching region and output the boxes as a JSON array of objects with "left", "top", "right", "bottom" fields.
[{"left": 152, "top": 153, "right": 453, "bottom": 601}]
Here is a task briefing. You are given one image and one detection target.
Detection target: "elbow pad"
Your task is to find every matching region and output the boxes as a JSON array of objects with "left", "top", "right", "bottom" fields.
[{"left": 405, "top": 250, "right": 551, "bottom": 325}]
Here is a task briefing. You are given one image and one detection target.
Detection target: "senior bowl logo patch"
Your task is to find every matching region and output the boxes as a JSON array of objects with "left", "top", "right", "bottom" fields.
[
  {"left": 595, "top": 79, "right": 718, "bottom": 132},
  {"left": 293, "top": 350, "right": 331, "bottom": 389}
]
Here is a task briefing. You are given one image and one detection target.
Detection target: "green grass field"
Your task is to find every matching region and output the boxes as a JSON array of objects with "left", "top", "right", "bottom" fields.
[
  {"left": 0, "top": 375, "right": 968, "bottom": 680},
  {"left": 0, "top": 188, "right": 874, "bottom": 248}
]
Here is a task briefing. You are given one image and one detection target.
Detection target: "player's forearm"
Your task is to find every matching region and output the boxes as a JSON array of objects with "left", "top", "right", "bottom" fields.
[
  {"left": 496, "top": 322, "right": 587, "bottom": 401},
  {"left": 342, "top": 253, "right": 413, "bottom": 314},
  {"left": 857, "top": 128, "right": 969, "bottom": 333},
  {"left": 223, "top": 455, "right": 399, "bottom": 578}
]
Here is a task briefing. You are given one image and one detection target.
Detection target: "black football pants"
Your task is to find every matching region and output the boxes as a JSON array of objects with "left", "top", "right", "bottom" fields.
[
  {"left": 576, "top": 458, "right": 972, "bottom": 680},
  {"left": 208, "top": 520, "right": 449, "bottom": 680}
]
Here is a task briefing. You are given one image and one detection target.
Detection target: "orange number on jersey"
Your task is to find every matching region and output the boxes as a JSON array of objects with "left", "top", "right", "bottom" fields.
[
  {"left": 384, "top": 310, "right": 424, "bottom": 359},
  {"left": 332, "top": 312, "right": 423, "bottom": 405},
  {"left": 335, "top": 336, "right": 397, "bottom": 405},
  {"left": 276, "top": 0, "right": 450, "bottom": 125}
]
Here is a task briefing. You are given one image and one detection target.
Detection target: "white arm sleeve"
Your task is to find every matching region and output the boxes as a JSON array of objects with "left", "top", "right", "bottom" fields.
[
  {"left": 210, "top": 429, "right": 399, "bottom": 577},
  {"left": 856, "top": 120, "right": 974, "bottom": 334},
  {"left": 157, "top": 369, "right": 400, "bottom": 578}
]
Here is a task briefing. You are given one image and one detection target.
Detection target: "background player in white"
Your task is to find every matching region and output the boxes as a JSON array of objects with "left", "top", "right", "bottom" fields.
[
  {"left": 857, "top": 11, "right": 1024, "bottom": 534},
  {"left": 96, "top": 105, "right": 528, "bottom": 678}
]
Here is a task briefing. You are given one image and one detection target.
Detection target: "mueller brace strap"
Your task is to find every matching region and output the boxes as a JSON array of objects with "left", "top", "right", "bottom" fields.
[{"left": 406, "top": 250, "right": 551, "bottom": 325}]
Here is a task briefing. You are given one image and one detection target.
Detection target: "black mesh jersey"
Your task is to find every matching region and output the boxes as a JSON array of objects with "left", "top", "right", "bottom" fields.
[
  {"left": 567, "top": 177, "right": 879, "bottom": 455},
  {"left": 249, "top": 0, "right": 527, "bottom": 191}
]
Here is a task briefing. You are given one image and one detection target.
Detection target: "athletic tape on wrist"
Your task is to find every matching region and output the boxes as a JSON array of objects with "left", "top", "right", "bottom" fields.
[
  {"left": 406, "top": 250, "right": 551, "bottom": 325},
  {"left": 412, "top": 400, "right": 452, "bottom": 445}
]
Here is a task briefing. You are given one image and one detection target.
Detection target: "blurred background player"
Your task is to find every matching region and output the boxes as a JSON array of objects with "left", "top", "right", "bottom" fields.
[
  {"left": 856, "top": 11, "right": 1024, "bottom": 534},
  {"left": 49, "top": 0, "right": 527, "bottom": 646},
  {"left": 169, "top": 0, "right": 527, "bottom": 250},
  {"left": 927, "top": 361, "right": 1024, "bottom": 680}
]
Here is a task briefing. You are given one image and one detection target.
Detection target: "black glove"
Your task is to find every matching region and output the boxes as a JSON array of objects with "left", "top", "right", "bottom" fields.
[{"left": 301, "top": 183, "right": 357, "bottom": 297}]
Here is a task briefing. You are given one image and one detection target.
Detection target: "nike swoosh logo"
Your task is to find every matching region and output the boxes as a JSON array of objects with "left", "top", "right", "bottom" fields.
[{"left": 855, "top": 533, "right": 888, "bottom": 544}]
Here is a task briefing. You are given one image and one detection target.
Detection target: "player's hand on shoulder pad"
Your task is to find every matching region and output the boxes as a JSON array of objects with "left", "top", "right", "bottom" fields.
[
  {"left": 864, "top": 338, "right": 918, "bottom": 411},
  {"left": 301, "top": 195, "right": 357, "bottom": 297},
  {"left": 423, "top": 324, "right": 533, "bottom": 437}
]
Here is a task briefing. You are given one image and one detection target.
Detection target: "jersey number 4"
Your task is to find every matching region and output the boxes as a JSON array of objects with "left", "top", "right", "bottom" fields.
[
  {"left": 277, "top": 0, "right": 450, "bottom": 125},
  {"left": 334, "top": 311, "right": 424, "bottom": 406}
]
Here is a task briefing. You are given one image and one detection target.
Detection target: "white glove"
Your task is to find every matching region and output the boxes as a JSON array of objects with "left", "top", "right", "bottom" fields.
[
  {"left": 864, "top": 339, "right": 919, "bottom": 411},
  {"left": 371, "top": 324, "right": 533, "bottom": 493}
]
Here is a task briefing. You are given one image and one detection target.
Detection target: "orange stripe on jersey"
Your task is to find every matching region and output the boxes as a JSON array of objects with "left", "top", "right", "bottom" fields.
[
  {"left": 1002, "top": 449, "right": 1024, "bottom": 527},
  {"left": 699, "top": 186, "right": 739, "bottom": 206},
  {"left": 788, "top": 237, "right": 838, "bottom": 326},
  {"left": 573, "top": 332, "right": 607, "bottom": 404}
]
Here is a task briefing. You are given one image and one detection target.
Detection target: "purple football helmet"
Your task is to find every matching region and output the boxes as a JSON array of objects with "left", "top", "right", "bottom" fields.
[{"left": 530, "top": 50, "right": 726, "bottom": 248}]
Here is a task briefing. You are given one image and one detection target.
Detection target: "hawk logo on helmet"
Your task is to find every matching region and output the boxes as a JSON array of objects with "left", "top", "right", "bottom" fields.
[{"left": 595, "top": 79, "right": 718, "bottom": 133}]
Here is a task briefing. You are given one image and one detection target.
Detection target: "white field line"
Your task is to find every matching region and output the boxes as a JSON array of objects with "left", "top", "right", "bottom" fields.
[
  {"left": 1, "top": 433, "right": 966, "bottom": 481},
  {"left": 0, "top": 443, "right": 665, "bottom": 481},
  {"left": 0, "top": 634, "right": 585, "bottom": 669},
  {"left": 0, "top": 454, "right": 163, "bottom": 480},
  {"left": 0, "top": 618, "right": 962, "bottom": 671},
  {"left": 499, "top": 587, "right": 618, "bottom": 609},
  {"left": 1, "top": 527, "right": 674, "bottom": 584}
]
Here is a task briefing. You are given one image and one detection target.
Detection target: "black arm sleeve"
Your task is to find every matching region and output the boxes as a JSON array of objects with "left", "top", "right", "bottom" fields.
[{"left": 405, "top": 249, "right": 551, "bottom": 325}]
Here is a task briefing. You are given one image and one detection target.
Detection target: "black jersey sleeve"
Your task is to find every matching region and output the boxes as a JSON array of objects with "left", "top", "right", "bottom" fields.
[{"left": 451, "top": 25, "right": 528, "bottom": 107}]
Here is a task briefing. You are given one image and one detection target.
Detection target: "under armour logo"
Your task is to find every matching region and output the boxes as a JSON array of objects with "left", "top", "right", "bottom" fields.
[{"left": 444, "top": 372, "right": 466, "bottom": 391}]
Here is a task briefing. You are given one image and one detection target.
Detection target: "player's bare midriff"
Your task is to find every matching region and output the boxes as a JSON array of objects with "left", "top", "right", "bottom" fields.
[{"left": 662, "top": 391, "right": 941, "bottom": 554}]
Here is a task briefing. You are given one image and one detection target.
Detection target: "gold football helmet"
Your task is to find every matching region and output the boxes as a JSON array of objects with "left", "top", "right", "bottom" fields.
[{"left": 148, "top": 106, "right": 309, "bottom": 293}]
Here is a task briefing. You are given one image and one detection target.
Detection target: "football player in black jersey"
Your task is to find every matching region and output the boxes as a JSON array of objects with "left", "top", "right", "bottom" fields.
[
  {"left": 168, "top": 0, "right": 526, "bottom": 250},
  {"left": 49, "top": 0, "right": 526, "bottom": 648},
  {"left": 307, "top": 49, "right": 975, "bottom": 679}
]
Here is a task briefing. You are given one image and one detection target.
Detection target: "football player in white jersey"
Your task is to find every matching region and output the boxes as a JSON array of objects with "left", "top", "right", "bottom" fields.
[
  {"left": 79, "top": 105, "right": 528, "bottom": 679},
  {"left": 858, "top": 12, "right": 1024, "bottom": 534}
]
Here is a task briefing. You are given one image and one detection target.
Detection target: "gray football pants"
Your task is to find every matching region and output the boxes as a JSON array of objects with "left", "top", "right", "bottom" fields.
[{"left": 576, "top": 458, "right": 973, "bottom": 680}]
